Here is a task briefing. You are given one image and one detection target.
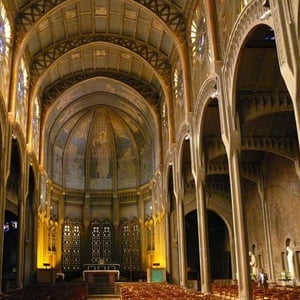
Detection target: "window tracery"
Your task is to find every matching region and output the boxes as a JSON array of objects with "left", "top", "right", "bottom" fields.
[
  {"left": 89, "top": 219, "right": 112, "bottom": 263},
  {"left": 173, "top": 67, "right": 184, "bottom": 106},
  {"left": 120, "top": 217, "right": 141, "bottom": 271},
  {"left": 101, "top": 219, "right": 112, "bottom": 263},
  {"left": 121, "top": 219, "right": 130, "bottom": 270},
  {"left": 190, "top": 4, "right": 208, "bottom": 61},
  {"left": 90, "top": 219, "right": 101, "bottom": 263},
  {"left": 62, "top": 218, "right": 81, "bottom": 271},
  {"left": 16, "top": 58, "right": 29, "bottom": 135},
  {"left": 130, "top": 218, "right": 141, "bottom": 271},
  {"left": 32, "top": 96, "right": 41, "bottom": 156},
  {"left": 0, "top": 2, "right": 11, "bottom": 106}
]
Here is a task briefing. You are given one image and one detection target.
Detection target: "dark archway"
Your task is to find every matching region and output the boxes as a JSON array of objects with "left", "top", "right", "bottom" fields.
[
  {"left": 24, "top": 167, "right": 36, "bottom": 286},
  {"left": 185, "top": 210, "right": 200, "bottom": 281},
  {"left": 208, "top": 210, "right": 231, "bottom": 280},
  {"left": 2, "top": 211, "right": 18, "bottom": 291},
  {"left": 167, "top": 165, "right": 179, "bottom": 284},
  {"left": 3, "top": 140, "right": 21, "bottom": 291}
]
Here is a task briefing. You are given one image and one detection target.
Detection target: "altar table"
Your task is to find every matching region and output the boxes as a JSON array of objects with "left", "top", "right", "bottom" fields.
[{"left": 83, "top": 269, "right": 120, "bottom": 283}]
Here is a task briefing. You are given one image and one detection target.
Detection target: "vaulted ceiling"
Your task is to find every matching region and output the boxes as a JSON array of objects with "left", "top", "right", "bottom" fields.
[
  {"left": 7, "top": 1, "right": 297, "bottom": 194},
  {"left": 8, "top": 0, "right": 195, "bottom": 191}
]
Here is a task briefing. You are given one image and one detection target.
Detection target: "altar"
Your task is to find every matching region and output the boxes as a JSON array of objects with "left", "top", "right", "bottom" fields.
[
  {"left": 82, "top": 264, "right": 120, "bottom": 284},
  {"left": 83, "top": 269, "right": 120, "bottom": 283}
]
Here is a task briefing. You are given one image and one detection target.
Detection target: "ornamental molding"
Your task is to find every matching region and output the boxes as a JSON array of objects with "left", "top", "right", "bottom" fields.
[
  {"left": 222, "top": 0, "right": 273, "bottom": 108},
  {"left": 205, "top": 136, "right": 297, "bottom": 161}
]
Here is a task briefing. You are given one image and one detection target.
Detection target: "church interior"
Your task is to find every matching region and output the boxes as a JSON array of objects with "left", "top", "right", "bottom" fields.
[{"left": 0, "top": 0, "right": 300, "bottom": 299}]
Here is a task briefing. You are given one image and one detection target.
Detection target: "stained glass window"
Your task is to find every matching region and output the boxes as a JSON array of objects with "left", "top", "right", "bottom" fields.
[
  {"left": 173, "top": 67, "right": 184, "bottom": 105},
  {"left": 32, "top": 97, "right": 41, "bottom": 157},
  {"left": 0, "top": 2, "right": 11, "bottom": 106},
  {"left": 120, "top": 218, "right": 141, "bottom": 271},
  {"left": 102, "top": 219, "right": 112, "bottom": 263},
  {"left": 62, "top": 219, "right": 82, "bottom": 271},
  {"left": 130, "top": 218, "right": 141, "bottom": 271},
  {"left": 72, "top": 223, "right": 81, "bottom": 270},
  {"left": 16, "top": 58, "right": 29, "bottom": 136},
  {"left": 121, "top": 219, "right": 130, "bottom": 270},
  {"left": 88, "top": 219, "right": 113, "bottom": 264},
  {"left": 89, "top": 219, "right": 101, "bottom": 263},
  {"left": 190, "top": 4, "right": 208, "bottom": 60}
]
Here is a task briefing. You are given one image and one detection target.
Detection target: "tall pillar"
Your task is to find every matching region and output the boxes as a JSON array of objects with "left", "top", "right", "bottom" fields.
[
  {"left": 270, "top": 1, "right": 300, "bottom": 152},
  {"left": 177, "top": 184, "right": 187, "bottom": 287},
  {"left": 228, "top": 147, "right": 251, "bottom": 300},
  {"left": 137, "top": 191, "right": 146, "bottom": 269},
  {"left": 195, "top": 170, "right": 210, "bottom": 294},
  {"left": 257, "top": 175, "right": 274, "bottom": 280},
  {"left": 56, "top": 192, "right": 65, "bottom": 271},
  {"left": 165, "top": 203, "right": 171, "bottom": 277}
]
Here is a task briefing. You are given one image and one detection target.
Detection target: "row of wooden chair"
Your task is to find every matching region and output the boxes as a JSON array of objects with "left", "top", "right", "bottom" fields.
[
  {"left": 0, "top": 281, "right": 87, "bottom": 300},
  {"left": 118, "top": 280, "right": 300, "bottom": 300},
  {"left": 119, "top": 282, "right": 205, "bottom": 299},
  {"left": 211, "top": 280, "right": 300, "bottom": 299}
]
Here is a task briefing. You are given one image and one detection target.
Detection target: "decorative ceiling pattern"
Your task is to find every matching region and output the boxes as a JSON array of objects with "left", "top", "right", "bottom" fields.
[{"left": 8, "top": 0, "right": 195, "bottom": 192}]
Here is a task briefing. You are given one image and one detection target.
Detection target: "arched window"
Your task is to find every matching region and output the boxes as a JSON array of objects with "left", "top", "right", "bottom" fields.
[
  {"left": 88, "top": 219, "right": 113, "bottom": 264},
  {"left": 190, "top": 4, "right": 207, "bottom": 61},
  {"left": 101, "top": 219, "right": 112, "bottom": 263},
  {"left": 32, "top": 96, "right": 41, "bottom": 157},
  {"left": 89, "top": 219, "right": 101, "bottom": 263},
  {"left": 16, "top": 58, "right": 29, "bottom": 135},
  {"left": 62, "top": 218, "right": 82, "bottom": 271},
  {"left": 120, "top": 217, "right": 141, "bottom": 271},
  {"left": 130, "top": 217, "right": 141, "bottom": 271},
  {"left": 0, "top": 2, "right": 11, "bottom": 106},
  {"left": 73, "top": 222, "right": 81, "bottom": 269},
  {"left": 121, "top": 219, "right": 130, "bottom": 270},
  {"left": 173, "top": 67, "right": 184, "bottom": 105}
]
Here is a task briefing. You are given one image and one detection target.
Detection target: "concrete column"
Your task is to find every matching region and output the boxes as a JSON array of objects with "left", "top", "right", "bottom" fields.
[
  {"left": 55, "top": 192, "right": 65, "bottom": 271},
  {"left": 228, "top": 149, "right": 251, "bottom": 300},
  {"left": 177, "top": 190, "right": 187, "bottom": 287},
  {"left": 137, "top": 192, "right": 146, "bottom": 269},
  {"left": 195, "top": 173, "right": 210, "bottom": 293},
  {"left": 257, "top": 176, "right": 274, "bottom": 280}
]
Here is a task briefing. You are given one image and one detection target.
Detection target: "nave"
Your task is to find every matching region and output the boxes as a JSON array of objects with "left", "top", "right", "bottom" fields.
[{"left": 1, "top": 1, "right": 300, "bottom": 299}]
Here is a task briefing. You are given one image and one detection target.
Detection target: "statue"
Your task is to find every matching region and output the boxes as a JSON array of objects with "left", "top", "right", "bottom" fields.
[
  {"left": 286, "top": 245, "right": 295, "bottom": 279},
  {"left": 249, "top": 251, "right": 257, "bottom": 276}
]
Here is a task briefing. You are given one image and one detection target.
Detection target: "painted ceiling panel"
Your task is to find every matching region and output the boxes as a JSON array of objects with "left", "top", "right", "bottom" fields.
[
  {"left": 64, "top": 112, "right": 92, "bottom": 189},
  {"left": 81, "top": 15, "right": 93, "bottom": 34}
]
